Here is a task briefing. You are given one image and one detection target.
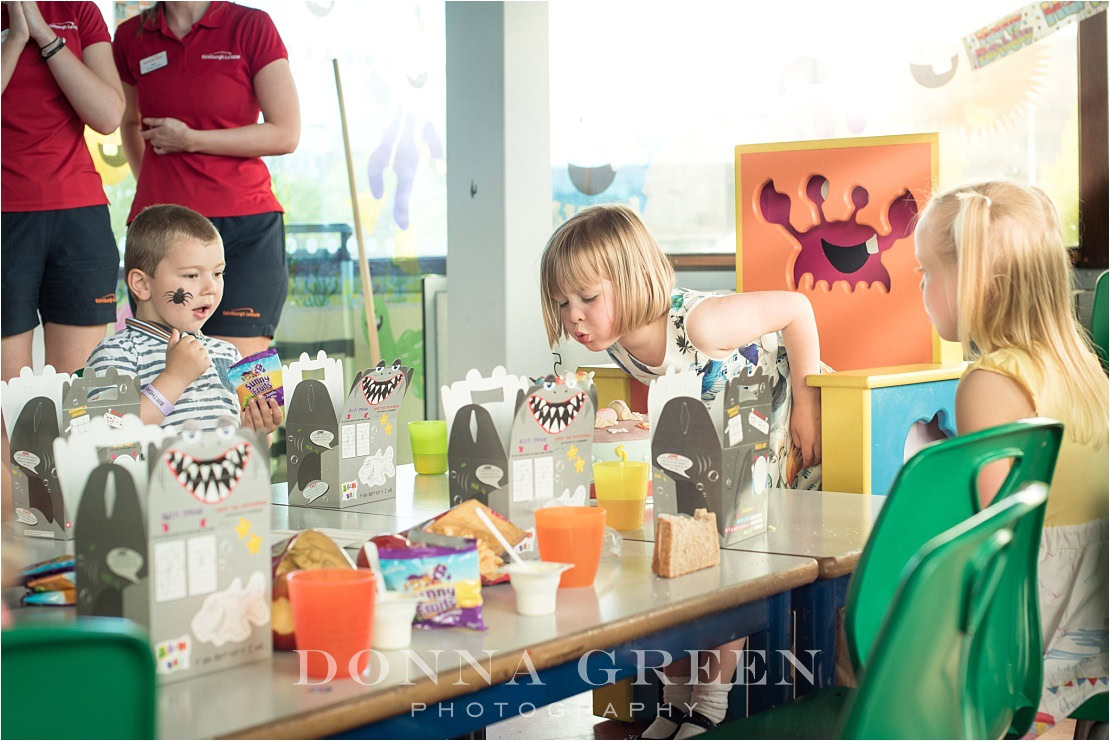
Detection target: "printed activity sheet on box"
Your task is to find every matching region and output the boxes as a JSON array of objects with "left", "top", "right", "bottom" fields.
[
  {"left": 534, "top": 456, "right": 554, "bottom": 499},
  {"left": 512, "top": 459, "right": 534, "bottom": 502},
  {"left": 342, "top": 425, "right": 357, "bottom": 459},
  {"left": 356, "top": 423, "right": 370, "bottom": 457},
  {"left": 186, "top": 534, "right": 217, "bottom": 597},
  {"left": 154, "top": 539, "right": 187, "bottom": 602}
]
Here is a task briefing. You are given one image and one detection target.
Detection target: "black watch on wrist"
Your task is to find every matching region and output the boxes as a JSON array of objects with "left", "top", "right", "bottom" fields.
[{"left": 40, "top": 36, "right": 65, "bottom": 60}]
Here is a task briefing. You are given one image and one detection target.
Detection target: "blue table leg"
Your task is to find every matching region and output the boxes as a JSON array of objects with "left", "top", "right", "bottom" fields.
[
  {"left": 791, "top": 574, "right": 851, "bottom": 696},
  {"left": 745, "top": 591, "right": 793, "bottom": 714}
]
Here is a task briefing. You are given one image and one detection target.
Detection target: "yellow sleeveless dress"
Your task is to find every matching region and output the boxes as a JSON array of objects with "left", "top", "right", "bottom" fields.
[{"left": 970, "top": 348, "right": 1108, "bottom": 736}]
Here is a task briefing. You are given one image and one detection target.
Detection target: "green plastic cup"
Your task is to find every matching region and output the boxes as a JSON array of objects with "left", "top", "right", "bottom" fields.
[{"left": 409, "top": 420, "right": 448, "bottom": 475}]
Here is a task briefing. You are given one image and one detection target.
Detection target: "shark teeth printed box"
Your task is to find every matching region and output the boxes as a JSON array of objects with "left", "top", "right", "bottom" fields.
[
  {"left": 283, "top": 351, "right": 412, "bottom": 508},
  {"left": 60, "top": 415, "right": 273, "bottom": 683},
  {"left": 63, "top": 368, "right": 144, "bottom": 464},
  {"left": 441, "top": 367, "right": 596, "bottom": 529},
  {"left": 1, "top": 367, "right": 144, "bottom": 540},
  {"left": 1, "top": 366, "right": 75, "bottom": 539},
  {"left": 648, "top": 366, "right": 772, "bottom": 546}
]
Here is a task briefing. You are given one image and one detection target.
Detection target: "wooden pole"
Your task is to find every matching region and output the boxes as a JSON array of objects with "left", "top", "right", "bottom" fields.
[{"left": 333, "top": 58, "right": 382, "bottom": 364}]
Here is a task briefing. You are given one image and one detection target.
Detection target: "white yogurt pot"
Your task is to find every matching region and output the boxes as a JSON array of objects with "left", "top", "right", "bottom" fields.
[
  {"left": 372, "top": 591, "right": 421, "bottom": 650},
  {"left": 501, "top": 562, "right": 574, "bottom": 616}
]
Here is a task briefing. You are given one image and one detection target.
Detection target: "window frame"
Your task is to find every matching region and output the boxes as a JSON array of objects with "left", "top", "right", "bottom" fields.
[{"left": 1077, "top": 13, "right": 1108, "bottom": 270}]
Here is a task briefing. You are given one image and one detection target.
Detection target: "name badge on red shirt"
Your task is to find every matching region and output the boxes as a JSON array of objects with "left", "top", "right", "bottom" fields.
[{"left": 140, "top": 50, "right": 168, "bottom": 75}]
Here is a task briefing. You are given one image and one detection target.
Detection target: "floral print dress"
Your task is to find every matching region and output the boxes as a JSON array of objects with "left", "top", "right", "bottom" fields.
[{"left": 606, "top": 287, "right": 821, "bottom": 490}]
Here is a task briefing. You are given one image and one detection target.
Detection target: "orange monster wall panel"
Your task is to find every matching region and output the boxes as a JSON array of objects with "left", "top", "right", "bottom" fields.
[{"left": 736, "top": 134, "right": 938, "bottom": 371}]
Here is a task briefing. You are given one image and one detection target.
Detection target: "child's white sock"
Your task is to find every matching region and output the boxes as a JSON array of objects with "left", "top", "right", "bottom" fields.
[
  {"left": 674, "top": 680, "right": 730, "bottom": 738},
  {"left": 640, "top": 680, "right": 693, "bottom": 739}
]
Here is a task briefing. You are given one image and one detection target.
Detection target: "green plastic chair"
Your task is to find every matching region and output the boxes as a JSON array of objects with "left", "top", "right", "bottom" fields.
[
  {"left": 1092, "top": 270, "right": 1108, "bottom": 370},
  {"left": 845, "top": 419, "right": 1063, "bottom": 737},
  {"left": 704, "top": 483, "right": 1049, "bottom": 740},
  {"left": 1, "top": 617, "right": 156, "bottom": 739}
]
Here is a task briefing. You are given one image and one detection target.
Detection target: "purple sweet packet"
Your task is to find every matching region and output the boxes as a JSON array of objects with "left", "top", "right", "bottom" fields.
[
  {"left": 229, "top": 349, "right": 284, "bottom": 410},
  {"left": 373, "top": 534, "right": 487, "bottom": 631}
]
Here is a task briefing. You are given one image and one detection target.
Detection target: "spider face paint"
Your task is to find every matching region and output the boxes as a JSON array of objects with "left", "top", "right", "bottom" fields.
[{"left": 164, "top": 288, "right": 194, "bottom": 306}]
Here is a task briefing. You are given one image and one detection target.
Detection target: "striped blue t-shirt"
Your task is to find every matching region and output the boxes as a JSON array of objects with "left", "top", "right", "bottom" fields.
[{"left": 85, "top": 318, "right": 242, "bottom": 431}]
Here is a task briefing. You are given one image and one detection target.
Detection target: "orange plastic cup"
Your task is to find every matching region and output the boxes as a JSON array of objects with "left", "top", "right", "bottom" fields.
[
  {"left": 287, "top": 568, "right": 376, "bottom": 679},
  {"left": 534, "top": 506, "right": 607, "bottom": 587}
]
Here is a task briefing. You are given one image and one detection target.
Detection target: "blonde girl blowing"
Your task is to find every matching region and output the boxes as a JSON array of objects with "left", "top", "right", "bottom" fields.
[
  {"left": 915, "top": 180, "right": 1108, "bottom": 736},
  {"left": 539, "top": 204, "right": 823, "bottom": 738},
  {"left": 540, "top": 204, "right": 824, "bottom": 478}
]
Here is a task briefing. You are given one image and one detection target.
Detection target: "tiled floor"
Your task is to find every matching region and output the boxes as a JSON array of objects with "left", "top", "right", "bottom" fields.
[{"left": 488, "top": 693, "right": 1082, "bottom": 740}]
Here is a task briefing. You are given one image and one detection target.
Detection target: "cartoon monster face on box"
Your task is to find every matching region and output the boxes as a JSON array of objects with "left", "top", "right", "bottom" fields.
[
  {"left": 358, "top": 359, "right": 412, "bottom": 407},
  {"left": 338, "top": 359, "right": 412, "bottom": 506},
  {"left": 522, "top": 374, "right": 593, "bottom": 436},
  {"left": 448, "top": 373, "right": 595, "bottom": 527},
  {"left": 504, "top": 374, "right": 595, "bottom": 514},
  {"left": 77, "top": 421, "right": 272, "bottom": 683},
  {"left": 146, "top": 422, "right": 270, "bottom": 519},
  {"left": 10, "top": 370, "right": 144, "bottom": 540},
  {"left": 286, "top": 359, "right": 411, "bottom": 508},
  {"left": 158, "top": 427, "right": 255, "bottom": 506},
  {"left": 651, "top": 369, "right": 772, "bottom": 546},
  {"left": 10, "top": 398, "right": 66, "bottom": 539}
]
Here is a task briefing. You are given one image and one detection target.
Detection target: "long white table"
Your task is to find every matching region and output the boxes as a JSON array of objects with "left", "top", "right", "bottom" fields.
[
  {"left": 307, "top": 468, "right": 885, "bottom": 577},
  {"left": 12, "top": 467, "right": 819, "bottom": 739},
  {"left": 286, "top": 467, "right": 887, "bottom": 703}
]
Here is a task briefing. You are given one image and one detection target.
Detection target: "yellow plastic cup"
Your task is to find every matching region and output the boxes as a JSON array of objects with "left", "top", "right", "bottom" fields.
[
  {"left": 409, "top": 420, "right": 448, "bottom": 475},
  {"left": 592, "top": 457, "right": 650, "bottom": 530}
]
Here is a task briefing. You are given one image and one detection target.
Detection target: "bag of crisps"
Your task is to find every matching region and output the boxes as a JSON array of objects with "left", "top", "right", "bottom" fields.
[{"left": 370, "top": 533, "right": 486, "bottom": 631}]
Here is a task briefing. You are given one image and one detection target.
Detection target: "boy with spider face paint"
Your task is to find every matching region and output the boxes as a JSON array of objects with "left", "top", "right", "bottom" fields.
[{"left": 84, "top": 204, "right": 282, "bottom": 440}]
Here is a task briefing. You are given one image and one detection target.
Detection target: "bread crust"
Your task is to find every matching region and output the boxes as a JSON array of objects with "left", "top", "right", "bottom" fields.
[{"left": 652, "top": 509, "right": 720, "bottom": 578}]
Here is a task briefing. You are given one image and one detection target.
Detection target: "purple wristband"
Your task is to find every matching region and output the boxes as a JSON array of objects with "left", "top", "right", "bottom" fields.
[{"left": 142, "top": 383, "right": 175, "bottom": 416}]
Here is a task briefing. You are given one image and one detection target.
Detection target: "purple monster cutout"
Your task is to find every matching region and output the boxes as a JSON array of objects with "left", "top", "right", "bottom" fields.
[{"left": 759, "top": 176, "right": 919, "bottom": 292}]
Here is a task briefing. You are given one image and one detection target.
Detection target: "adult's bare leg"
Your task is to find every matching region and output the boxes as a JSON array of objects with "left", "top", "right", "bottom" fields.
[{"left": 43, "top": 322, "right": 109, "bottom": 374}]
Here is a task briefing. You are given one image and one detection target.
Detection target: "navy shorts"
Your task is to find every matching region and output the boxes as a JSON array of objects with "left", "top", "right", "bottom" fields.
[
  {"left": 204, "top": 212, "right": 288, "bottom": 338},
  {"left": 1, "top": 206, "right": 121, "bottom": 337}
]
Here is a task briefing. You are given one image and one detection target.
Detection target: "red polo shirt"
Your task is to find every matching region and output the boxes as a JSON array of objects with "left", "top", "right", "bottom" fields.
[
  {"left": 113, "top": 2, "right": 286, "bottom": 221},
  {"left": 1, "top": 2, "right": 111, "bottom": 212}
]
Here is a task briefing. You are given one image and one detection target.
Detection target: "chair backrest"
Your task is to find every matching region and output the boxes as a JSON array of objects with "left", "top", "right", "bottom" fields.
[
  {"left": 1, "top": 617, "right": 156, "bottom": 739},
  {"left": 844, "top": 419, "right": 1063, "bottom": 735},
  {"left": 838, "top": 484, "right": 1048, "bottom": 740},
  {"left": 1092, "top": 270, "right": 1108, "bottom": 370}
]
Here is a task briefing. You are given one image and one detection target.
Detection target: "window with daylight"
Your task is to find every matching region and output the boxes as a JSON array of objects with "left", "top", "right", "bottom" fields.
[{"left": 549, "top": 0, "right": 1081, "bottom": 253}]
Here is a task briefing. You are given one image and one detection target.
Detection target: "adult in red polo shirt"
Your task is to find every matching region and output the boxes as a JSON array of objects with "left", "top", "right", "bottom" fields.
[
  {"left": 113, "top": 1, "right": 300, "bottom": 359},
  {"left": 1, "top": 1, "right": 124, "bottom": 379}
]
